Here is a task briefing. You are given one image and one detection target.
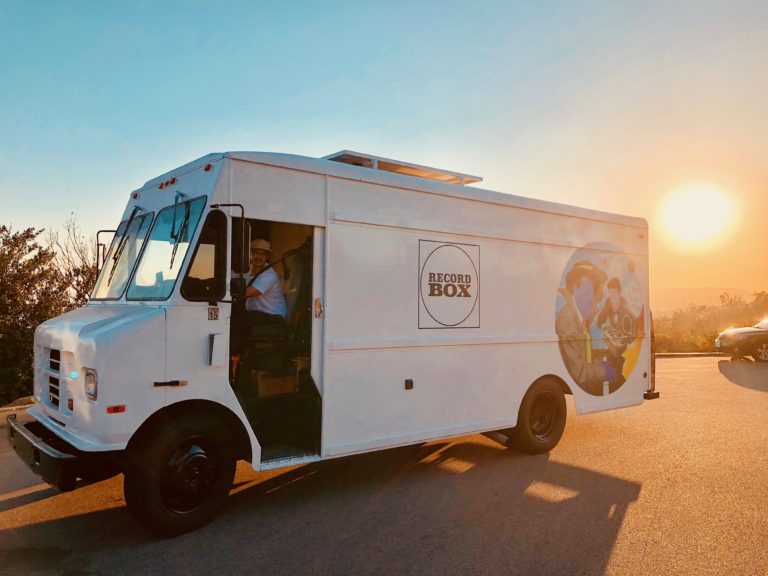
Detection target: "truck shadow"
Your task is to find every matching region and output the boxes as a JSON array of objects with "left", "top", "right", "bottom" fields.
[
  {"left": 224, "top": 440, "right": 641, "bottom": 575},
  {"left": 0, "top": 437, "right": 641, "bottom": 576},
  {"left": 718, "top": 359, "right": 768, "bottom": 392}
]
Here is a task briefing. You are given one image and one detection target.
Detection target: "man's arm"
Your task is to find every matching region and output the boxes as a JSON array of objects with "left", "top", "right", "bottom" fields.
[{"left": 245, "top": 286, "right": 263, "bottom": 298}]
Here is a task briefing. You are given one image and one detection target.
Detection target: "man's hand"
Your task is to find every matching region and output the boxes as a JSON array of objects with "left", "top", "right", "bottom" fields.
[{"left": 602, "top": 360, "right": 617, "bottom": 383}]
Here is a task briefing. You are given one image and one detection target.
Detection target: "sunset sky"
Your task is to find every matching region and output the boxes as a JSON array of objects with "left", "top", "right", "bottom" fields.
[{"left": 2, "top": 1, "right": 766, "bottom": 294}]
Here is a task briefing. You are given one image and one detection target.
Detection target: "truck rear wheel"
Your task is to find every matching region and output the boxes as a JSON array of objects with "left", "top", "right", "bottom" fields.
[
  {"left": 124, "top": 414, "right": 236, "bottom": 536},
  {"left": 507, "top": 379, "right": 566, "bottom": 454}
]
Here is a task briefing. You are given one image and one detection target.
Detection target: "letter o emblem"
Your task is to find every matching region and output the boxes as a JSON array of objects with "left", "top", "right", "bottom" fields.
[{"left": 419, "top": 244, "right": 479, "bottom": 327}]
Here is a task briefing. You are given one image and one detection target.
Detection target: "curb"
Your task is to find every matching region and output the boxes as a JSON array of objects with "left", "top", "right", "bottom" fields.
[
  {"left": 0, "top": 406, "right": 32, "bottom": 429},
  {"left": 655, "top": 352, "right": 724, "bottom": 358},
  {"left": 0, "top": 404, "right": 33, "bottom": 414}
]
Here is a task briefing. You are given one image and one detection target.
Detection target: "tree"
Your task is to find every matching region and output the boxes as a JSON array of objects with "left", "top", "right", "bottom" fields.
[
  {"left": 45, "top": 214, "right": 98, "bottom": 308},
  {"left": 654, "top": 291, "right": 768, "bottom": 353},
  {"left": 0, "top": 226, "right": 70, "bottom": 405}
]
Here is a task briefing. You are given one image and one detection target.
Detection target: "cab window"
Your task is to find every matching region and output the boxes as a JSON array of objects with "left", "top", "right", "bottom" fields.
[{"left": 181, "top": 210, "right": 227, "bottom": 302}]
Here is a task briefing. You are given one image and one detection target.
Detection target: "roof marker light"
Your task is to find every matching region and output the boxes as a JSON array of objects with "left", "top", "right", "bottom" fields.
[
  {"left": 204, "top": 163, "right": 212, "bottom": 172},
  {"left": 159, "top": 182, "right": 165, "bottom": 189},
  {"left": 169, "top": 177, "right": 177, "bottom": 185}
]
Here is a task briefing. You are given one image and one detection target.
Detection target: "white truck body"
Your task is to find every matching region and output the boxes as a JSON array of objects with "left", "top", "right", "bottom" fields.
[{"left": 11, "top": 149, "right": 653, "bottom": 534}]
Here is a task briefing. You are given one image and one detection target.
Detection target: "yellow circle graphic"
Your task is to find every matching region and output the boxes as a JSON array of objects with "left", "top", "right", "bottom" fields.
[{"left": 555, "top": 243, "right": 645, "bottom": 396}]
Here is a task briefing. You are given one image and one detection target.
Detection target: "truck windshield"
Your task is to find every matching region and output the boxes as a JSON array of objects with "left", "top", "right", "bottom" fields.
[
  {"left": 127, "top": 196, "right": 207, "bottom": 300},
  {"left": 91, "top": 212, "right": 153, "bottom": 300}
]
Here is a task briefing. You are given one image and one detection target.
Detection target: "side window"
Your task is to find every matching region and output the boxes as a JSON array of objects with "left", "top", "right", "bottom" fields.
[{"left": 181, "top": 210, "right": 227, "bottom": 302}]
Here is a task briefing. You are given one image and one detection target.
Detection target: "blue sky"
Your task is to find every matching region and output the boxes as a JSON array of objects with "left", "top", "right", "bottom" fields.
[{"left": 2, "top": 1, "right": 766, "bottom": 290}]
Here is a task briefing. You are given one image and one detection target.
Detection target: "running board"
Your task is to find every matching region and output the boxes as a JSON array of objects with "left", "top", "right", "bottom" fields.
[{"left": 259, "top": 453, "right": 321, "bottom": 471}]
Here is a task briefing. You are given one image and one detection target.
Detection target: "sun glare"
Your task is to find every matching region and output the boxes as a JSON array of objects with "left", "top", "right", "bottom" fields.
[{"left": 659, "top": 183, "right": 737, "bottom": 251}]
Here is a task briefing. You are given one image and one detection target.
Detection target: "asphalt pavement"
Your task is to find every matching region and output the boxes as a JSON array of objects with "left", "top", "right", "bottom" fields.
[{"left": 0, "top": 357, "right": 766, "bottom": 576}]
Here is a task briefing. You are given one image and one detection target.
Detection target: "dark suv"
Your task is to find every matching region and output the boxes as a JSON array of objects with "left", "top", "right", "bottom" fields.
[{"left": 715, "top": 319, "right": 768, "bottom": 361}]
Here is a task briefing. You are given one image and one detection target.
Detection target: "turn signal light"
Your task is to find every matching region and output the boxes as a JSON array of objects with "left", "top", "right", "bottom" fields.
[{"left": 107, "top": 405, "right": 126, "bottom": 414}]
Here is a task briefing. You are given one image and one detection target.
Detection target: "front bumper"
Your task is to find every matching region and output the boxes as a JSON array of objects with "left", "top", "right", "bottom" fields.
[
  {"left": 715, "top": 339, "right": 739, "bottom": 355},
  {"left": 6, "top": 413, "right": 79, "bottom": 491}
]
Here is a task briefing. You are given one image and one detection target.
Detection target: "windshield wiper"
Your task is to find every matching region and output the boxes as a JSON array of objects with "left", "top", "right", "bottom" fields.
[
  {"left": 169, "top": 201, "right": 191, "bottom": 269},
  {"left": 170, "top": 191, "right": 185, "bottom": 241},
  {"left": 107, "top": 206, "right": 141, "bottom": 286}
]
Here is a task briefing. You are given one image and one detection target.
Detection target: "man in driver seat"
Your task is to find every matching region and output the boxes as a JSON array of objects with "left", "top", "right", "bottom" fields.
[{"left": 245, "top": 239, "right": 287, "bottom": 325}]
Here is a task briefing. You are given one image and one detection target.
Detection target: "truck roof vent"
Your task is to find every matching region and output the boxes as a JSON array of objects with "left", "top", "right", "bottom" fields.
[{"left": 323, "top": 150, "right": 482, "bottom": 185}]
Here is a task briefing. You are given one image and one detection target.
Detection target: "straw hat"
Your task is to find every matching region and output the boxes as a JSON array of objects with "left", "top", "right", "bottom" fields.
[{"left": 250, "top": 239, "right": 272, "bottom": 252}]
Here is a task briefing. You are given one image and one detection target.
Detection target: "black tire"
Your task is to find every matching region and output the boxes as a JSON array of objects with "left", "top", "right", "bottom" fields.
[
  {"left": 752, "top": 343, "right": 768, "bottom": 362},
  {"left": 507, "top": 379, "right": 567, "bottom": 454},
  {"left": 123, "top": 414, "right": 236, "bottom": 537}
]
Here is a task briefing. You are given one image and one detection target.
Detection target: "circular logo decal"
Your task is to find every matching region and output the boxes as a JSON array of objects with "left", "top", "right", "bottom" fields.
[
  {"left": 419, "top": 243, "right": 479, "bottom": 327},
  {"left": 555, "top": 243, "right": 645, "bottom": 396}
]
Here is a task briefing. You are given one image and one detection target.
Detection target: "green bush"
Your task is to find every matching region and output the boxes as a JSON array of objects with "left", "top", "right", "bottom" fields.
[
  {"left": 654, "top": 292, "right": 768, "bottom": 353},
  {"left": 0, "top": 226, "right": 74, "bottom": 405}
]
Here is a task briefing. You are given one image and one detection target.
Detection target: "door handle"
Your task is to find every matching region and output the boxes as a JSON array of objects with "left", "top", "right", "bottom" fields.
[{"left": 314, "top": 298, "right": 324, "bottom": 319}]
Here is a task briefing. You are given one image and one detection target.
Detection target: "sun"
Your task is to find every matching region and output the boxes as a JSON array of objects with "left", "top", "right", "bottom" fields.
[{"left": 658, "top": 183, "right": 738, "bottom": 251}]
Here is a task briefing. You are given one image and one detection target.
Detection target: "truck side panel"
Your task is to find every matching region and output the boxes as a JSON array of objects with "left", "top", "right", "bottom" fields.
[{"left": 322, "top": 178, "right": 649, "bottom": 456}]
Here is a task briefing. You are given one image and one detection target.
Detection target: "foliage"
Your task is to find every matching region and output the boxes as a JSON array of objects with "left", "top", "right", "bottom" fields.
[
  {"left": 0, "top": 218, "right": 97, "bottom": 405},
  {"left": 45, "top": 214, "right": 98, "bottom": 308},
  {"left": 654, "top": 292, "right": 768, "bottom": 353},
  {"left": 0, "top": 226, "right": 71, "bottom": 405}
]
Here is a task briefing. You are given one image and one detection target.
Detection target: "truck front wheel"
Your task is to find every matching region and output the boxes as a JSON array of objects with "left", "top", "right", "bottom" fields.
[
  {"left": 507, "top": 379, "right": 566, "bottom": 454},
  {"left": 124, "top": 414, "right": 236, "bottom": 536}
]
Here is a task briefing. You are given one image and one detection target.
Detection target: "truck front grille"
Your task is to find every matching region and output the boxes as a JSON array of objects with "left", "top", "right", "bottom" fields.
[
  {"left": 49, "top": 349, "right": 61, "bottom": 372},
  {"left": 43, "top": 348, "right": 62, "bottom": 411},
  {"left": 48, "top": 376, "right": 60, "bottom": 407}
]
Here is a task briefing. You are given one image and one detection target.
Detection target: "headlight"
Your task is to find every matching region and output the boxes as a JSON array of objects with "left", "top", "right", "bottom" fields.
[{"left": 85, "top": 368, "right": 98, "bottom": 400}]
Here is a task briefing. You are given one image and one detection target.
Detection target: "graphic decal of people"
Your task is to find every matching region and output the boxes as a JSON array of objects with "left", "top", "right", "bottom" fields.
[{"left": 555, "top": 245, "right": 645, "bottom": 396}]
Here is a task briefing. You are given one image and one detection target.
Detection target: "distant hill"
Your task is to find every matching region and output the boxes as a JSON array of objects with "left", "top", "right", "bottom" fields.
[{"left": 651, "top": 287, "right": 755, "bottom": 317}]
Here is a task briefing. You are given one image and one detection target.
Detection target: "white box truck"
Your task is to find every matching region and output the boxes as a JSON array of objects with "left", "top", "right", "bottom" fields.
[{"left": 7, "top": 150, "right": 657, "bottom": 535}]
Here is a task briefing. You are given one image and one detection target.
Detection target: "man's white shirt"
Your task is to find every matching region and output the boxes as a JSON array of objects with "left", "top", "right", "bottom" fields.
[{"left": 245, "top": 267, "right": 287, "bottom": 318}]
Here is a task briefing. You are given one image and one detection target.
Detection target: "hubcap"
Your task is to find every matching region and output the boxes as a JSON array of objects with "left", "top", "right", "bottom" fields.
[
  {"left": 529, "top": 392, "right": 556, "bottom": 440},
  {"left": 160, "top": 439, "right": 218, "bottom": 514}
]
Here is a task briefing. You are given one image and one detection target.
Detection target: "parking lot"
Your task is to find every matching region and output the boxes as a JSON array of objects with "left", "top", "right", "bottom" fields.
[{"left": 1, "top": 357, "right": 767, "bottom": 576}]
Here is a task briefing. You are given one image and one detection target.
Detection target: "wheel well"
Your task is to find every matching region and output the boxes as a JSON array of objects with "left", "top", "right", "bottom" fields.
[
  {"left": 127, "top": 400, "right": 252, "bottom": 462},
  {"left": 514, "top": 374, "right": 572, "bottom": 424},
  {"left": 530, "top": 374, "right": 572, "bottom": 396}
]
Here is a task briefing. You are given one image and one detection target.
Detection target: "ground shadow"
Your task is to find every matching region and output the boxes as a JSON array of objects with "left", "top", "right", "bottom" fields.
[
  {"left": 0, "top": 484, "right": 59, "bottom": 514},
  {"left": 0, "top": 437, "right": 642, "bottom": 576},
  {"left": 718, "top": 359, "right": 768, "bottom": 392}
]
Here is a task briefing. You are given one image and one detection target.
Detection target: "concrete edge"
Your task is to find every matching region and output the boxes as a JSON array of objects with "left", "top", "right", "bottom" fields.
[
  {"left": 655, "top": 352, "right": 725, "bottom": 358},
  {"left": 0, "top": 404, "right": 33, "bottom": 414},
  {"left": 0, "top": 406, "right": 31, "bottom": 429}
]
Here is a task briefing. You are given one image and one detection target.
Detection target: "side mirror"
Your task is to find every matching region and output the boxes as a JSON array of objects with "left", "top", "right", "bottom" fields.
[{"left": 230, "top": 277, "right": 245, "bottom": 302}]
